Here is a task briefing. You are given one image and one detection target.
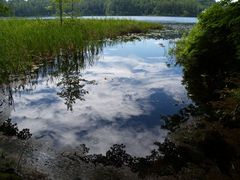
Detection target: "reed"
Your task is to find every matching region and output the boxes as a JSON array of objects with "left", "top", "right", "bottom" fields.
[{"left": 0, "top": 18, "right": 162, "bottom": 75}]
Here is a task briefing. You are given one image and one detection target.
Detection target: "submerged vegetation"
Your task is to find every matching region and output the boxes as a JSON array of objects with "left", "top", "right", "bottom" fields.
[{"left": 0, "top": 19, "right": 161, "bottom": 81}]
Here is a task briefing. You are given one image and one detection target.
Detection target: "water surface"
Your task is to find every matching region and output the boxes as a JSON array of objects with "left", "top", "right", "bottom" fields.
[
  {"left": 2, "top": 16, "right": 197, "bottom": 24},
  {"left": 1, "top": 36, "right": 191, "bottom": 156},
  {"left": 81, "top": 16, "right": 197, "bottom": 24}
]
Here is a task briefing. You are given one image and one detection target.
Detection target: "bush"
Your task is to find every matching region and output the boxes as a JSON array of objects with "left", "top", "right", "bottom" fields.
[{"left": 176, "top": 0, "right": 240, "bottom": 74}]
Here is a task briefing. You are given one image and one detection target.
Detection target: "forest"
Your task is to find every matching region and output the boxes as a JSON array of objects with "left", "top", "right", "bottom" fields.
[{"left": 0, "top": 0, "right": 215, "bottom": 17}]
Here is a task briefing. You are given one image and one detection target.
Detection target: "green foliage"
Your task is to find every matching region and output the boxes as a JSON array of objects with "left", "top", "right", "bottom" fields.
[
  {"left": 176, "top": 0, "right": 240, "bottom": 73},
  {"left": 6, "top": 0, "right": 53, "bottom": 17},
  {"left": 0, "top": 19, "right": 162, "bottom": 76},
  {"left": 0, "top": 1, "right": 9, "bottom": 15},
  {"left": 2, "top": 0, "right": 215, "bottom": 17},
  {"left": 77, "top": 0, "right": 104, "bottom": 16},
  {"left": 174, "top": 0, "right": 240, "bottom": 105}
]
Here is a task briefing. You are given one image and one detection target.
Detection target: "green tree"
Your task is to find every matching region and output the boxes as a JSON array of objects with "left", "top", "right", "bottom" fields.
[
  {"left": 64, "top": 0, "right": 82, "bottom": 18},
  {"left": 4, "top": 0, "right": 216, "bottom": 17},
  {"left": 175, "top": 0, "right": 240, "bottom": 104},
  {"left": 53, "top": 0, "right": 82, "bottom": 25},
  {"left": 0, "top": 0, "right": 9, "bottom": 15},
  {"left": 50, "top": 0, "right": 63, "bottom": 25},
  {"left": 176, "top": 0, "right": 240, "bottom": 73}
]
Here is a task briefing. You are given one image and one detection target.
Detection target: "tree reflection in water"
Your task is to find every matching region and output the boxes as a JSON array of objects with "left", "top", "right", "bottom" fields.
[
  {"left": 61, "top": 140, "right": 194, "bottom": 178},
  {"left": 54, "top": 45, "right": 100, "bottom": 111},
  {"left": 41, "top": 43, "right": 103, "bottom": 110},
  {"left": 57, "top": 75, "right": 97, "bottom": 111},
  {"left": 0, "top": 42, "right": 104, "bottom": 112}
]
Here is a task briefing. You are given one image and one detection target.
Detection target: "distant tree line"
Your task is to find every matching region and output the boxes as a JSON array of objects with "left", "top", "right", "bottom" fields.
[
  {"left": 0, "top": 0, "right": 9, "bottom": 15},
  {"left": 0, "top": 0, "right": 215, "bottom": 17}
]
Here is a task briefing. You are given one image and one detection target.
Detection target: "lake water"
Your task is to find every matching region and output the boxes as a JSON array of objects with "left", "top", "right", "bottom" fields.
[
  {"left": 81, "top": 16, "right": 197, "bottom": 24},
  {"left": 0, "top": 35, "right": 191, "bottom": 157},
  {"left": 3, "top": 16, "right": 197, "bottom": 24}
]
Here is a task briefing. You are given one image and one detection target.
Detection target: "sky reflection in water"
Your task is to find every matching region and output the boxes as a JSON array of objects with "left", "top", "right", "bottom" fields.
[{"left": 11, "top": 38, "right": 190, "bottom": 156}]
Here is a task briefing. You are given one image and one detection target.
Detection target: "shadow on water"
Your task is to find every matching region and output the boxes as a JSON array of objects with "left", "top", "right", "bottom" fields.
[
  {"left": 0, "top": 117, "right": 239, "bottom": 179},
  {"left": 55, "top": 76, "right": 239, "bottom": 178}
]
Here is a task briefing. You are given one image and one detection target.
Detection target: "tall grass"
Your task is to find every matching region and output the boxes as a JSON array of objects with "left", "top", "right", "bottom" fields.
[{"left": 0, "top": 19, "right": 162, "bottom": 76}]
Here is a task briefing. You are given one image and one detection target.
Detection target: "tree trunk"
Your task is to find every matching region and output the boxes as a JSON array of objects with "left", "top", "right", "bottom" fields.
[
  {"left": 59, "top": 0, "right": 63, "bottom": 25},
  {"left": 71, "top": 0, "right": 74, "bottom": 19}
]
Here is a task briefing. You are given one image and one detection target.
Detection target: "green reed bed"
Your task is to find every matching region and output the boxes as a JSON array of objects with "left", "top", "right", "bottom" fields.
[{"left": 0, "top": 19, "right": 162, "bottom": 76}]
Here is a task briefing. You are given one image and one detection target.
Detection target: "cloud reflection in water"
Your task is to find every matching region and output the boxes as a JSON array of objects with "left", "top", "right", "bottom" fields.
[{"left": 11, "top": 39, "right": 190, "bottom": 156}]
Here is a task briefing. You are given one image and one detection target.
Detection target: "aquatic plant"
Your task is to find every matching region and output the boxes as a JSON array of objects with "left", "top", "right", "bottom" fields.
[{"left": 0, "top": 18, "right": 162, "bottom": 80}]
